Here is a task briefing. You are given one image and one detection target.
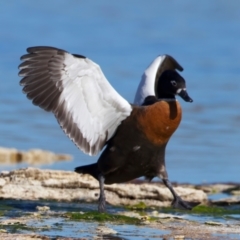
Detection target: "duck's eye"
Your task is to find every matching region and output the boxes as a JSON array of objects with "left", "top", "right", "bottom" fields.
[{"left": 171, "top": 80, "right": 177, "bottom": 87}]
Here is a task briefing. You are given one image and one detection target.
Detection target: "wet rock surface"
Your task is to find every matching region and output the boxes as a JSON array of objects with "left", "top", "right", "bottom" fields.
[{"left": 0, "top": 199, "right": 239, "bottom": 240}]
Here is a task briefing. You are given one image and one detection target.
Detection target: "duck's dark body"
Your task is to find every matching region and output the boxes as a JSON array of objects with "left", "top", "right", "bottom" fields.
[{"left": 76, "top": 100, "right": 181, "bottom": 184}]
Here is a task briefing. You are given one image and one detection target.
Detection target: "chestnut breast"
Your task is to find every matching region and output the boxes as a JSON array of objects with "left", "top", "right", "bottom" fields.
[{"left": 136, "top": 100, "right": 182, "bottom": 146}]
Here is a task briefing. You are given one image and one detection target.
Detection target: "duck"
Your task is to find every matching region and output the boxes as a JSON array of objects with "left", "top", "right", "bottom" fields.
[{"left": 19, "top": 46, "right": 193, "bottom": 212}]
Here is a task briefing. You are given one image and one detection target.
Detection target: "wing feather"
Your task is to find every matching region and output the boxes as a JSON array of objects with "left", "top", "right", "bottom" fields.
[{"left": 19, "top": 46, "right": 132, "bottom": 155}]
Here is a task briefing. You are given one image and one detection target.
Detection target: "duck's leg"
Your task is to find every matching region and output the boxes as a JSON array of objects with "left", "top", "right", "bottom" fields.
[
  {"left": 75, "top": 164, "right": 106, "bottom": 212},
  {"left": 98, "top": 173, "right": 106, "bottom": 213},
  {"left": 161, "top": 178, "right": 192, "bottom": 210}
]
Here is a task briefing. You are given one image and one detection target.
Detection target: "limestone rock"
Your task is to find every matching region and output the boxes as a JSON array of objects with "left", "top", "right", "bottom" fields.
[
  {"left": 0, "top": 147, "right": 71, "bottom": 165},
  {"left": 196, "top": 183, "right": 238, "bottom": 194},
  {"left": 0, "top": 167, "right": 207, "bottom": 207},
  {"left": 212, "top": 196, "right": 240, "bottom": 205}
]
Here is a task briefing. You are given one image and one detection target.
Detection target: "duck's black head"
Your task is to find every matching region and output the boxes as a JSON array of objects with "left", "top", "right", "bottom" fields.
[{"left": 156, "top": 70, "right": 193, "bottom": 102}]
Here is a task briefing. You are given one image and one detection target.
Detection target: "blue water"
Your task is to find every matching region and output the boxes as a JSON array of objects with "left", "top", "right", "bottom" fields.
[{"left": 1, "top": 1, "right": 240, "bottom": 184}]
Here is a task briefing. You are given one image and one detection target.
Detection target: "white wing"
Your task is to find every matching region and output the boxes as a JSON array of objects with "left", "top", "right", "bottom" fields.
[
  {"left": 134, "top": 55, "right": 183, "bottom": 105},
  {"left": 19, "top": 46, "right": 132, "bottom": 156}
]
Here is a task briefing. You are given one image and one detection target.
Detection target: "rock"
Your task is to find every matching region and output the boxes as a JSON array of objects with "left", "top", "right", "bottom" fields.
[
  {"left": 174, "top": 235, "right": 185, "bottom": 240},
  {"left": 0, "top": 233, "right": 50, "bottom": 240},
  {"left": 195, "top": 184, "right": 238, "bottom": 194},
  {"left": 204, "top": 221, "right": 223, "bottom": 226},
  {"left": 36, "top": 206, "right": 50, "bottom": 212},
  {"left": 96, "top": 226, "right": 117, "bottom": 234},
  {"left": 0, "top": 147, "right": 72, "bottom": 165},
  {"left": 0, "top": 167, "right": 207, "bottom": 208},
  {"left": 212, "top": 196, "right": 240, "bottom": 206},
  {"left": 231, "top": 190, "right": 240, "bottom": 195}
]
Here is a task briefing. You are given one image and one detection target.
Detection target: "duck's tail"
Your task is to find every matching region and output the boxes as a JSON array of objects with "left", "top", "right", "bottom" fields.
[{"left": 75, "top": 163, "right": 99, "bottom": 181}]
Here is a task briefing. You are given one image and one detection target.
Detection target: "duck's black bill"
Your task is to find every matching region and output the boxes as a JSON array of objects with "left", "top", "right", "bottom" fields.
[{"left": 178, "top": 89, "right": 193, "bottom": 102}]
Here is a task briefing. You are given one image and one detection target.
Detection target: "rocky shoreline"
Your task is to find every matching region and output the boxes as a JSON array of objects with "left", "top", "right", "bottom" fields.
[
  {"left": 0, "top": 167, "right": 207, "bottom": 207},
  {"left": 0, "top": 167, "right": 239, "bottom": 240},
  {"left": 0, "top": 167, "right": 239, "bottom": 207}
]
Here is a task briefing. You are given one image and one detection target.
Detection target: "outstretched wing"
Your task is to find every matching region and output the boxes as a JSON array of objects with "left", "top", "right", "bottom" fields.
[
  {"left": 134, "top": 54, "right": 183, "bottom": 105},
  {"left": 19, "top": 46, "right": 132, "bottom": 156}
]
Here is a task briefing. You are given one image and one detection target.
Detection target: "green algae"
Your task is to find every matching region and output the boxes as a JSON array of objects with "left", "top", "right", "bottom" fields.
[
  {"left": 124, "top": 201, "right": 240, "bottom": 217},
  {"left": 160, "top": 205, "right": 240, "bottom": 217},
  {"left": 0, "top": 203, "right": 17, "bottom": 212},
  {"left": 192, "top": 205, "right": 240, "bottom": 216},
  {"left": 0, "top": 223, "right": 36, "bottom": 233},
  {"left": 125, "top": 201, "right": 147, "bottom": 210},
  {"left": 67, "top": 211, "right": 141, "bottom": 224}
]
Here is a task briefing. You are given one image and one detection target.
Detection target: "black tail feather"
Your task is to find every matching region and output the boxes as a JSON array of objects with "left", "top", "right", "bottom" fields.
[{"left": 75, "top": 163, "right": 99, "bottom": 180}]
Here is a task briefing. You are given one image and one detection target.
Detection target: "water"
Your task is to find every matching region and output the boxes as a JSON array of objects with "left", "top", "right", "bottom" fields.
[
  {"left": 1, "top": 199, "right": 171, "bottom": 239},
  {"left": 1, "top": 1, "right": 240, "bottom": 184},
  {"left": 1, "top": 199, "right": 239, "bottom": 239}
]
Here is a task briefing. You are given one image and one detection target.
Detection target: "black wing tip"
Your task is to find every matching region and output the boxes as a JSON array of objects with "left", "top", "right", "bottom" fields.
[
  {"left": 164, "top": 54, "right": 184, "bottom": 72},
  {"left": 21, "top": 46, "right": 86, "bottom": 60},
  {"left": 72, "top": 53, "right": 86, "bottom": 59},
  {"left": 26, "top": 46, "right": 68, "bottom": 53},
  {"left": 178, "top": 66, "right": 184, "bottom": 72}
]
